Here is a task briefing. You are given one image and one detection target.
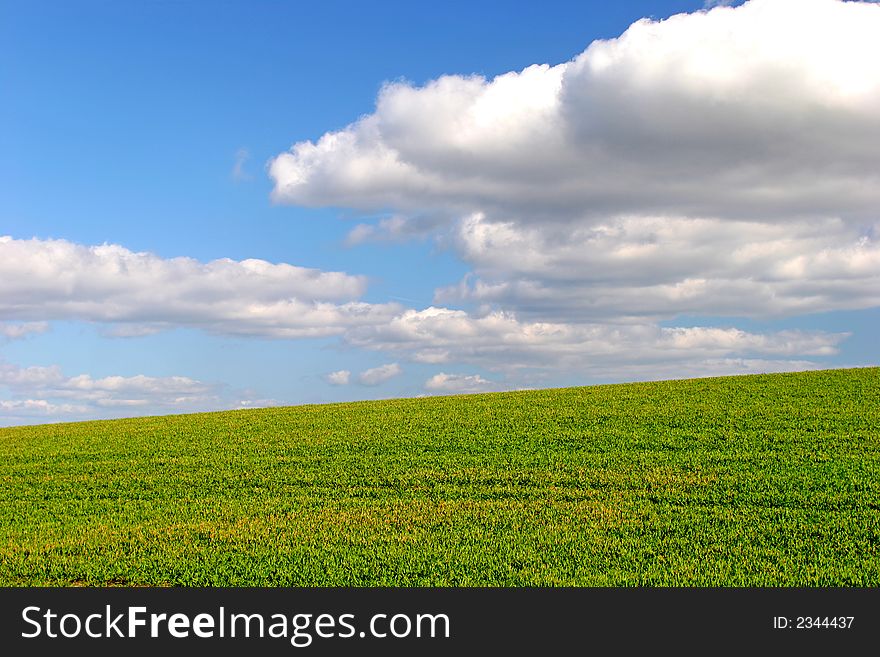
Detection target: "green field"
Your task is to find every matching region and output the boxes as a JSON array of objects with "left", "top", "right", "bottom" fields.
[{"left": 1, "top": 367, "right": 878, "bottom": 586}]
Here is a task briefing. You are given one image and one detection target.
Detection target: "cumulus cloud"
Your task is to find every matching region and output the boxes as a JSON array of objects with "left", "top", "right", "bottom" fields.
[
  {"left": 0, "top": 236, "right": 399, "bottom": 338},
  {"left": 436, "top": 213, "right": 880, "bottom": 320},
  {"left": 270, "top": 0, "right": 880, "bottom": 226},
  {"left": 346, "top": 307, "right": 848, "bottom": 373},
  {"left": 0, "top": 360, "right": 270, "bottom": 425},
  {"left": 269, "top": 0, "right": 880, "bottom": 324},
  {"left": 1, "top": 361, "right": 213, "bottom": 404},
  {"left": 0, "top": 321, "right": 49, "bottom": 340},
  {"left": 357, "top": 362, "right": 402, "bottom": 386},
  {"left": 324, "top": 369, "right": 351, "bottom": 385},
  {"left": 424, "top": 372, "right": 501, "bottom": 394}
]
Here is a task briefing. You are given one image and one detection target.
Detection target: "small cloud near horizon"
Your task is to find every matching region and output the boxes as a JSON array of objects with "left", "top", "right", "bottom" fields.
[
  {"left": 325, "top": 370, "right": 351, "bottom": 386},
  {"left": 358, "top": 363, "right": 402, "bottom": 386}
]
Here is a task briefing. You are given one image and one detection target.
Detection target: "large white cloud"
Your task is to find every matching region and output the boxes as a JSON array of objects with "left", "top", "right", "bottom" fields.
[
  {"left": 0, "top": 236, "right": 399, "bottom": 338},
  {"left": 270, "top": 0, "right": 880, "bottom": 225}
]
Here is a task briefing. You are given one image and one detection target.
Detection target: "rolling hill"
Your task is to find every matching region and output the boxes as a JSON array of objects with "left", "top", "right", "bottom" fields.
[{"left": 1, "top": 367, "right": 878, "bottom": 586}]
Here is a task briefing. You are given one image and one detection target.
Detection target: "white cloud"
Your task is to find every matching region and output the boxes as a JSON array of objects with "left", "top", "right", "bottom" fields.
[
  {"left": 424, "top": 372, "right": 500, "bottom": 394},
  {"left": 344, "top": 224, "right": 377, "bottom": 246},
  {"left": 0, "top": 236, "right": 399, "bottom": 338},
  {"left": 270, "top": 0, "right": 880, "bottom": 226},
  {"left": 0, "top": 399, "right": 90, "bottom": 418},
  {"left": 268, "top": 0, "right": 880, "bottom": 329},
  {"left": 324, "top": 369, "right": 351, "bottom": 385},
  {"left": 0, "top": 360, "right": 271, "bottom": 425},
  {"left": 0, "top": 363, "right": 64, "bottom": 387},
  {"left": 436, "top": 213, "right": 880, "bottom": 320},
  {"left": 0, "top": 321, "right": 49, "bottom": 340},
  {"left": 357, "top": 362, "right": 402, "bottom": 386},
  {"left": 346, "top": 307, "right": 848, "bottom": 373},
  {"left": 572, "top": 358, "right": 828, "bottom": 383},
  {"left": 1, "top": 361, "right": 213, "bottom": 404},
  {"left": 236, "top": 397, "right": 281, "bottom": 409}
]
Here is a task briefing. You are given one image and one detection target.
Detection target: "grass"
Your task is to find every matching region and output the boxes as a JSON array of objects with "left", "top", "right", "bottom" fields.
[{"left": 1, "top": 367, "right": 878, "bottom": 586}]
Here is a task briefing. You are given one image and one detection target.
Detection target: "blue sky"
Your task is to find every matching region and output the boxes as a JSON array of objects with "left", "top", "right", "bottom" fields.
[{"left": 1, "top": 0, "right": 878, "bottom": 425}]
